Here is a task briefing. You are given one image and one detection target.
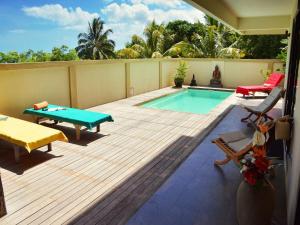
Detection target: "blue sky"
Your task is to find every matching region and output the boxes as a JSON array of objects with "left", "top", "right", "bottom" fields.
[{"left": 0, "top": 0, "right": 204, "bottom": 52}]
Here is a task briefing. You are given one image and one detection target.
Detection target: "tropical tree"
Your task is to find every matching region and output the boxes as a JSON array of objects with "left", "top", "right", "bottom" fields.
[
  {"left": 0, "top": 52, "right": 6, "bottom": 63},
  {"left": 33, "top": 51, "right": 51, "bottom": 62},
  {"left": 277, "top": 38, "right": 288, "bottom": 63},
  {"left": 191, "top": 26, "right": 222, "bottom": 57},
  {"left": 125, "top": 35, "right": 150, "bottom": 58},
  {"left": 76, "top": 17, "right": 115, "bottom": 60},
  {"left": 19, "top": 49, "right": 34, "bottom": 62},
  {"left": 125, "top": 21, "right": 168, "bottom": 58},
  {"left": 50, "top": 45, "right": 78, "bottom": 61},
  {"left": 119, "top": 19, "right": 244, "bottom": 59},
  {"left": 116, "top": 48, "right": 140, "bottom": 59},
  {"left": 165, "top": 26, "right": 244, "bottom": 58},
  {"left": 0, "top": 46, "right": 77, "bottom": 63},
  {"left": 165, "top": 20, "right": 205, "bottom": 46},
  {"left": 144, "top": 20, "right": 165, "bottom": 54},
  {"left": 2, "top": 51, "right": 20, "bottom": 63},
  {"left": 164, "top": 41, "right": 200, "bottom": 58},
  {"left": 236, "top": 35, "right": 285, "bottom": 59}
]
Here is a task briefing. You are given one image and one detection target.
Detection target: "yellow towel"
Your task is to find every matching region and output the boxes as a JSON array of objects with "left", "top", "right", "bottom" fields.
[{"left": 0, "top": 115, "right": 68, "bottom": 152}]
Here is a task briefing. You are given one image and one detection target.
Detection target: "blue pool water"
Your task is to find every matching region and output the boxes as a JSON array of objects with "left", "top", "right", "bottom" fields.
[{"left": 142, "top": 89, "right": 232, "bottom": 114}]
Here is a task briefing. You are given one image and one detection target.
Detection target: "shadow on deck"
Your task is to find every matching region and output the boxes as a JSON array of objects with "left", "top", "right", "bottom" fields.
[{"left": 65, "top": 106, "right": 286, "bottom": 225}]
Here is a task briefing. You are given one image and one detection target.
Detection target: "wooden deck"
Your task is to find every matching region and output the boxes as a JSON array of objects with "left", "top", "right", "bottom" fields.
[{"left": 0, "top": 87, "right": 246, "bottom": 224}]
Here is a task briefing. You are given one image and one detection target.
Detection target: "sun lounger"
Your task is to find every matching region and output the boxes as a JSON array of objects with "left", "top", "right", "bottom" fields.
[
  {"left": 212, "top": 129, "right": 253, "bottom": 165},
  {"left": 236, "top": 73, "right": 284, "bottom": 97},
  {"left": 212, "top": 116, "right": 290, "bottom": 166},
  {"left": 240, "top": 87, "right": 285, "bottom": 123},
  {"left": 0, "top": 115, "right": 68, "bottom": 162},
  {"left": 24, "top": 104, "right": 114, "bottom": 140}
]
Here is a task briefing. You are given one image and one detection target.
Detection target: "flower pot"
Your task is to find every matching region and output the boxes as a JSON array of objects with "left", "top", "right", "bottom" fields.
[
  {"left": 174, "top": 79, "right": 183, "bottom": 88},
  {"left": 236, "top": 180, "right": 275, "bottom": 225}
]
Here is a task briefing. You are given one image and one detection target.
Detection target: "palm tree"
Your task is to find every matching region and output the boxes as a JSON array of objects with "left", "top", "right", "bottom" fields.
[
  {"left": 144, "top": 20, "right": 165, "bottom": 54},
  {"left": 191, "top": 26, "right": 223, "bottom": 58},
  {"left": 126, "top": 34, "right": 150, "bottom": 58},
  {"left": 124, "top": 20, "right": 172, "bottom": 58},
  {"left": 165, "top": 26, "right": 244, "bottom": 59},
  {"left": 76, "top": 17, "right": 115, "bottom": 60},
  {"left": 164, "top": 41, "right": 200, "bottom": 58}
]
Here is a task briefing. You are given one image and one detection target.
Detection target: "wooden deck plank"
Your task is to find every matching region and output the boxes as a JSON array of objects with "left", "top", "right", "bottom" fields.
[{"left": 0, "top": 87, "right": 240, "bottom": 225}]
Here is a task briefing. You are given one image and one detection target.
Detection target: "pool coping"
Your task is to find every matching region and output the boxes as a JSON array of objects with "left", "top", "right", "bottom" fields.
[
  {"left": 188, "top": 86, "right": 235, "bottom": 92},
  {"left": 134, "top": 86, "right": 235, "bottom": 116},
  {"left": 134, "top": 88, "right": 185, "bottom": 106}
]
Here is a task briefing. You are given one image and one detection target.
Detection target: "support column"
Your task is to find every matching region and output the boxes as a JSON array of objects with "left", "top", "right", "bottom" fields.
[
  {"left": 69, "top": 65, "right": 79, "bottom": 108},
  {"left": 267, "top": 61, "right": 274, "bottom": 73},
  {"left": 159, "top": 61, "right": 163, "bottom": 89},
  {"left": 125, "top": 63, "right": 132, "bottom": 97}
]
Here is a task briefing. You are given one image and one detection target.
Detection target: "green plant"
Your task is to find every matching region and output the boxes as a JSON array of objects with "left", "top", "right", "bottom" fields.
[
  {"left": 174, "top": 61, "right": 188, "bottom": 82},
  {"left": 260, "top": 69, "right": 271, "bottom": 81},
  {"left": 277, "top": 38, "right": 288, "bottom": 72}
]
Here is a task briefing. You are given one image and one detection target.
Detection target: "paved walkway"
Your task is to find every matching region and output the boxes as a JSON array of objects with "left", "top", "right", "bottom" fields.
[{"left": 126, "top": 104, "right": 286, "bottom": 225}]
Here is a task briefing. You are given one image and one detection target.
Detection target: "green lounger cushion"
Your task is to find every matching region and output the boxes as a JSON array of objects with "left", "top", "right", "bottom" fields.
[{"left": 24, "top": 104, "right": 113, "bottom": 129}]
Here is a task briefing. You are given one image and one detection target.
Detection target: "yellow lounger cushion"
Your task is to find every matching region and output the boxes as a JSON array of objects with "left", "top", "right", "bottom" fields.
[{"left": 0, "top": 115, "right": 68, "bottom": 152}]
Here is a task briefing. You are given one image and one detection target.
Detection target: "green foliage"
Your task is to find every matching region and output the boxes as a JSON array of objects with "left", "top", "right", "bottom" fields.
[
  {"left": 0, "top": 46, "right": 78, "bottom": 63},
  {"left": 118, "top": 17, "right": 284, "bottom": 60},
  {"left": 76, "top": 17, "right": 115, "bottom": 60},
  {"left": 174, "top": 61, "right": 188, "bottom": 81},
  {"left": 165, "top": 20, "right": 205, "bottom": 45},
  {"left": 260, "top": 69, "right": 271, "bottom": 81},
  {"left": 2, "top": 51, "right": 20, "bottom": 63},
  {"left": 164, "top": 41, "right": 199, "bottom": 58},
  {"left": 124, "top": 21, "right": 168, "bottom": 58},
  {"left": 219, "top": 47, "right": 245, "bottom": 59},
  {"left": 116, "top": 48, "right": 140, "bottom": 59},
  {"left": 51, "top": 45, "right": 78, "bottom": 61},
  {"left": 1, "top": 17, "right": 285, "bottom": 63},
  {"left": 277, "top": 38, "right": 288, "bottom": 63},
  {"left": 237, "top": 35, "right": 285, "bottom": 59},
  {"left": 118, "top": 19, "right": 247, "bottom": 59}
]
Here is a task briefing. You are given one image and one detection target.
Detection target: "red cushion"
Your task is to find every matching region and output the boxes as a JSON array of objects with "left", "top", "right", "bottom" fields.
[
  {"left": 264, "top": 73, "right": 285, "bottom": 86},
  {"left": 236, "top": 73, "right": 284, "bottom": 96},
  {"left": 236, "top": 86, "right": 272, "bottom": 95}
]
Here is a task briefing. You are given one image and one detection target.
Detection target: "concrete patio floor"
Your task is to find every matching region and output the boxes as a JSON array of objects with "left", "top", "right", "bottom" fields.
[
  {"left": 126, "top": 103, "right": 286, "bottom": 225},
  {"left": 0, "top": 87, "right": 285, "bottom": 225}
]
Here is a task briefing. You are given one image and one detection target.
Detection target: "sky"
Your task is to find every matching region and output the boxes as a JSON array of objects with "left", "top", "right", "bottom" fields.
[{"left": 0, "top": 0, "right": 205, "bottom": 52}]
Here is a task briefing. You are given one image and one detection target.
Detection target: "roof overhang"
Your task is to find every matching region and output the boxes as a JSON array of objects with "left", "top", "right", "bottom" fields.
[{"left": 185, "top": 0, "right": 292, "bottom": 35}]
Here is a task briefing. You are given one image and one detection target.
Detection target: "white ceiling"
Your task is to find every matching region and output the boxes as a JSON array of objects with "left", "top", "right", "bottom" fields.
[{"left": 223, "top": 0, "right": 293, "bottom": 17}]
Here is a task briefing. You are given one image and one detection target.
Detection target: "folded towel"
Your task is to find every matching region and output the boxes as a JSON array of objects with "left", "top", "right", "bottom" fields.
[
  {"left": 34, "top": 101, "right": 48, "bottom": 110},
  {"left": 46, "top": 107, "right": 66, "bottom": 112}
]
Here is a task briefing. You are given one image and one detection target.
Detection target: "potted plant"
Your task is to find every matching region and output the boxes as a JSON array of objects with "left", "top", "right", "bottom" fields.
[
  {"left": 236, "top": 121, "right": 275, "bottom": 225},
  {"left": 174, "top": 61, "right": 188, "bottom": 88}
]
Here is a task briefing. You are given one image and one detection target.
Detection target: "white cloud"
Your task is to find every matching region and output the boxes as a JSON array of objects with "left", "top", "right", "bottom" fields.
[
  {"left": 101, "top": 1, "right": 205, "bottom": 49},
  {"left": 102, "top": 3, "right": 150, "bottom": 23},
  {"left": 22, "top": 4, "right": 99, "bottom": 31},
  {"left": 102, "top": 2, "right": 203, "bottom": 23},
  {"left": 130, "top": 0, "right": 183, "bottom": 8},
  {"left": 21, "top": 1, "right": 205, "bottom": 50}
]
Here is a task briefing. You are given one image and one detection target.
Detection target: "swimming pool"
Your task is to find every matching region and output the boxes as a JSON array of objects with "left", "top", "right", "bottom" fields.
[{"left": 142, "top": 89, "right": 232, "bottom": 114}]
